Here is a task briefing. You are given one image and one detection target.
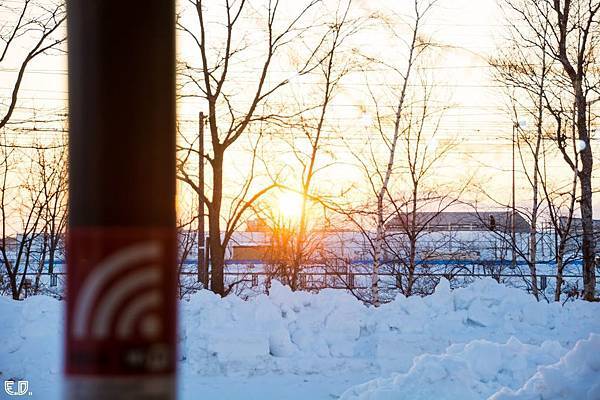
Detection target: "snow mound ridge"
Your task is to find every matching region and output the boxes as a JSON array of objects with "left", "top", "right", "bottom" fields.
[
  {"left": 490, "top": 333, "right": 600, "bottom": 400},
  {"left": 179, "top": 278, "right": 600, "bottom": 376},
  {"left": 340, "top": 334, "right": 600, "bottom": 400},
  {"left": 339, "top": 337, "right": 568, "bottom": 400},
  {"left": 1, "top": 277, "right": 599, "bottom": 399}
]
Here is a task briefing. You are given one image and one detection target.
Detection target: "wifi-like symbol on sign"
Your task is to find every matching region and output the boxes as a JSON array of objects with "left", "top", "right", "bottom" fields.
[{"left": 72, "top": 241, "right": 164, "bottom": 340}]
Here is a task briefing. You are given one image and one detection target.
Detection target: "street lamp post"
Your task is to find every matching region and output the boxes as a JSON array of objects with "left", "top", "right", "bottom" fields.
[
  {"left": 512, "top": 119, "right": 526, "bottom": 269},
  {"left": 198, "top": 112, "right": 207, "bottom": 287}
]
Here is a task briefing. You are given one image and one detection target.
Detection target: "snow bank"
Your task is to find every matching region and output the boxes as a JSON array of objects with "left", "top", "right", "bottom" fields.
[
  {"left": 341, "top": 334, "right": 600, "bottom": 400},
  {"left": 180, "top": 278, "right": 599, "bottom": 377},
  {"left": 180, "top": 281, "right": 370, "bottom": 376},
  {"left": 490, "top": 334, "right": 600, "bottom": 400},
  {"left": 339, "top": 337, "right": 567, "bottom": 400},
  {"left": 0, "top": 295, "right": 63, "bottom": 393},
  {"left": 0, "top": 278, "right": 599, "bottom": 399}
]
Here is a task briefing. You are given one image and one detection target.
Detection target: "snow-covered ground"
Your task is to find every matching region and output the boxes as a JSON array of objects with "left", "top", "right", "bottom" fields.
[{"left": 1, "top": 278, "right": 599, "bottom": 399}]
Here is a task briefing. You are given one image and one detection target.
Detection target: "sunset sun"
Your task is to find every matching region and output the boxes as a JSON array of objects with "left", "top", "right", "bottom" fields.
[{"left": 277, "top": 191, "right": 304, "bottom": 223}]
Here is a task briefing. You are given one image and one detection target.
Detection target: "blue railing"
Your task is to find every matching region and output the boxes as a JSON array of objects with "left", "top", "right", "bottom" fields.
[{"left": 14, "top": 257, "right": 585, "bottom": 268}]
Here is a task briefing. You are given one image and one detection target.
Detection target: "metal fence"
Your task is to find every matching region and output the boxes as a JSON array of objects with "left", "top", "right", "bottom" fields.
[{"left": 3, "top": 259, "right": 586, "bottom": 301}]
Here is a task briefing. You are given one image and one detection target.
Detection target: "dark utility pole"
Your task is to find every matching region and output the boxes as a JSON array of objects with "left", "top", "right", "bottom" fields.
[
  {"left": 66, "top": 1, "right": 177, "bottom": 399},
  {"left": 512, "top": 122, "right": 517, "bottom": 269},
  {"left": 198, "top": 112, "right": 208, "bottom": 286}
]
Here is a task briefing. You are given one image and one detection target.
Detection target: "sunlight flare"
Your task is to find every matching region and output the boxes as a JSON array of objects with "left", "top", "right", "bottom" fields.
[{"left": 276, "top": 191, "right": 304, "bottom": 224}]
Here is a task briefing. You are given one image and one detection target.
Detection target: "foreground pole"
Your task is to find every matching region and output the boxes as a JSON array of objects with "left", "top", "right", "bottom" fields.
[{"left": 65, "top": 1, "right": 177, "bottom": 399}]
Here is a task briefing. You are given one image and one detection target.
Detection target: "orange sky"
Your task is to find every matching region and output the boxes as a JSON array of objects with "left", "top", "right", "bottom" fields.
[{"left": 2, "top": 0, "right": 600, "bottom": 223}]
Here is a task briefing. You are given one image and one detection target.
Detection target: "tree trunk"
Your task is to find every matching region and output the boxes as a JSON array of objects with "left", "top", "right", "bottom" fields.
[
  {"left": 576, "top": 90, "right": 596, "bottom": 301},
  {"left": 406, "top": 188, "right": 418, "bottom": 297},
  {"left": 209, "top": 237, "right": 225, "bottom": 296},
  {"left": 33, "top": 233, "right": 48, "bottom": 294},
  {"left": 47, "top": 241, "right": 56, "bottom": 275},
  {"left": 529, "top": 204, "right": 539, "bottom": 300},
  {"left": 291, "top": 184, "right": 309, "bottom": 292},
  {"left": 528, "top": 94, "right": 544, "bottom": 301},
  {"left": 554, "top": 240, "right": 566, "bottom": 302},
  {"left": 371, "top": 211, "right": 384, "bottom": 306},
  {"left": 579, "top": 171, "right": 596, "bottom": 300},
  {"left": 370, "top": 2, "right": 422, "bottom": 304},
  {"left": 8, "top": 270, "right": 19, "bottom": 300},
  {"left": 406, "top": 236, "right": 417, "bottom": 297},
  {"left": 528, "top": 227, "right": 539, "bottom": 300},
  {"left": 552, "top": 1, "right": 597, "bottom": 300},
  {"left": 209, "top": 152, "right": 225, "bottom": 296}
]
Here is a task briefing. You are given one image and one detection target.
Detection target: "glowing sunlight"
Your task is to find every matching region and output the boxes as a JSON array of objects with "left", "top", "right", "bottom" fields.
[{"left": 276, "top": 191, "right": 304, "bottom": 224}]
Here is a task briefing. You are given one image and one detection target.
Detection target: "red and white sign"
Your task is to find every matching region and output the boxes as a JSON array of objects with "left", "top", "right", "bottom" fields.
[{"left": 65, "top": 228, "right": 177, "bottom": 383}]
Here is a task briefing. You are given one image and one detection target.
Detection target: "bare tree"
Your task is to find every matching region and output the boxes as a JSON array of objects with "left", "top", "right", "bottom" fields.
[
  {"left": 276, "top": 0, "right": 359, "bottom": 291},
  {"left": 341, "top": 0, "right": 438, "bottom": 304},
  {"left": 550, "top": 0, "right": 600, "bottom": 300},
  {"left": 31, "top": 142, "right": 67, "bottom": 294},
  {"left": 0, "top": 1, "right": 66, "bottom": 299},
  {"left": 384, "top": 88, "right": 461, "bottom": 297},
  {"left": 542, "top": 89, "right": 582, "bottom": 300},
  {"left": 490, "top": 14, "right": 557, "bottom": 300},
  {"left": 541, "top": 145, "right": 579, "bottom": 301},
  {"left": 252, "top": 203, "right": 305, "bottom": 288},
  {"left": 176, "top": 0, "right": 324, "bottom": 296},
  {"left": 0, "top": 0, "right": 65, "bottom": 130},
  {"left": 503, "top": 0, "right": 600, "bottom": 300},
  {"left": 0, "top": 138, "right": 48, "bottom": 299},
  {"left": 176, "top": 212, "right": 203, "bottom": 299}
]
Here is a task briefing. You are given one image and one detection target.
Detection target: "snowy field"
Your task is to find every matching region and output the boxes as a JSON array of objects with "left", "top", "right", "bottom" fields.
[{"left": 1, "top": 278, "right": 599, "bottom": 399}]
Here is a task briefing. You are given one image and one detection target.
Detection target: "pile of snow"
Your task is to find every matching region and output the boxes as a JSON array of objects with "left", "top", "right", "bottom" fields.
[
  {"left": 490, "top": 334, "right": 600, "bottom": 400},
  {"left": 180, "top": 279, "right": 598, "bottom": 376},
  {"left": 341, "top": 334, "right": 600, "bottom": 400},
  {"left": 0, "top": 295, "right": 62, "bottom": 390},
  {"left": 340, "top": 337, "right": 563, "bottom": 399},
  {"left": 1, "top": 278, "right": 599, "bottom": 399}
]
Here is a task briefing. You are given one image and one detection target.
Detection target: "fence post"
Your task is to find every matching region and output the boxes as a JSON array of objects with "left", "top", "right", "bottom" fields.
[
  {"left": 347, "top": 272, "right": 354, "bottom": 289},
  {"left": 300, "top": 273, "right": 307, "bottom": 288}
]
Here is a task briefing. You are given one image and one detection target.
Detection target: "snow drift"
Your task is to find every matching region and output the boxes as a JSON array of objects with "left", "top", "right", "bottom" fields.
[
  {"left": 180, "top": 278, "right": 599, "bottom": 376},
  {"left": 340, "top": 335, "right": 600, "bottom": 400},
  {"left": 490, "top": 333, "right": 600, "bottom": 400},
  {"left": 1, "top": 278, "right": 599, "bottom": 399}
]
